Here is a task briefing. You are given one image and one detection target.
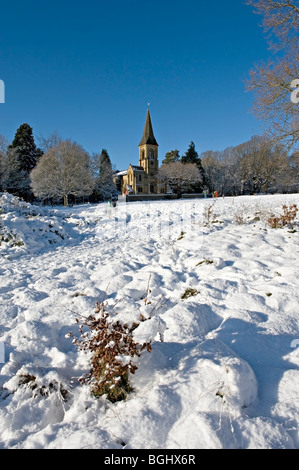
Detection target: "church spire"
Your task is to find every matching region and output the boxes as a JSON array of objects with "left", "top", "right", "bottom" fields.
[{"left": 139, "top": 109, "right": 158, "bottom": 146}]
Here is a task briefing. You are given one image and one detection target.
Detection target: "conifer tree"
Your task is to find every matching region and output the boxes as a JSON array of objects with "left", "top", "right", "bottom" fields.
[
  {"left": 93, "top": 149, "right": 118, "bottom": 201},
  {"left": 0, "top": 135, "right": 8, "bottom": 192},
  {"left": 162, "top": 149, "right": 180, "bottom": 165},
  {"left": 6, "top": 123, "right": 42, "bottom": 200},
  {"left": 181, "top": 141, "right": 206, "bottom": 191}
]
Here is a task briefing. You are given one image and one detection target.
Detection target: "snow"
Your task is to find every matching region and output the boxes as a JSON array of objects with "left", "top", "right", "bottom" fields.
[{"left": 0, "top": 192, "right": 299, "bottom": 449}]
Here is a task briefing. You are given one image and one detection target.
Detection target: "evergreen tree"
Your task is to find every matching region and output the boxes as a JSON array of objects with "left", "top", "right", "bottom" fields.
[
  {"left": 0, "top": 135, "right": 8, "bottom": 192},
  {"left": 181, "top": 141, "right": 206, "bottom": 192},
  {"left": 162, "top": 149, "right": 180, "bottom": 165},
  {"left": 6, "top": 123, "right": 42, "bottom": 200},
  {"left": 93, "top": 149, "right": 118, "bottom": 201}
]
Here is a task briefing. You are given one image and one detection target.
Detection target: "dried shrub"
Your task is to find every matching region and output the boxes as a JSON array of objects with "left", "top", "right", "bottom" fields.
[
  {"left": 177, "top": 231, "right": 185, "bottom": 240},
  {"left": 267, "top": 204, "right": 298, "bottom": 228},
  {"left": 181, "top": 288, "right": 199, "bottom": 299},
  {"left": 12, "top": 371, "right": 69, "bottom": 402},
  {"left": 68, "top": 301, "right": 152, "bottom": 403},
  {"left": 196, "top": 259, "right": 213, "bottom": 266},
  {"left": 233, "top": 204, "right": 251, "bottom": 225},
  {"left": 203, "top": 200, "right": 218, "bottom": 226}
]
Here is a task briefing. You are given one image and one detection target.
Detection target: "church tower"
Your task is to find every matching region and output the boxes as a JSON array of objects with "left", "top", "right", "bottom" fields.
[
  {"left": 113, "top": 108, "right": 168, "bottom": 196},
  {"left": 139, "top": 110, "right": 159, "bottom": 192}
]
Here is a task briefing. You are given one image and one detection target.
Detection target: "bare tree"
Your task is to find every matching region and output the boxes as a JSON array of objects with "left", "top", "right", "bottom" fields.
[
  {"left": 30, "top": 140, "right": 94, "bottom": 206},
  {"left": 37, "top": 131, "right": 62, "bottom": 153},
  {"left": 201, "top": 148, "right": 240, "bottom": 195},
  {"left": 246, "top": 0, "right": 298, "bottom": 49},
  {"left": 288, "top": 149, "right": 299, "bottom": 190},
  {"left": 248, "top": 54, "right": 299, "bottom": 149},
  {"left": 158, "top": 161, "right": 201, "bottom": 197},
  {"left": 233, "top": 136, "right": 289, "bottom": 193},
  {"left": 246, "top": 0, "right": 299, "bottom": 149},
  {"left": 202, "top": 136, "right": 290, "bottom": 195}
]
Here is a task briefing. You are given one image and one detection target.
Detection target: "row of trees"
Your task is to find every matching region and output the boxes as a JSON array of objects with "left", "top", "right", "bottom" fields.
[
  {"left": 201, "top": 137, "right": 298, "bottom": 195},
  {"left": 160, "top": 0, "right": 299, "bottom": 197},
  {"left": 1, "top": 1, "right": 297, "bottom": 205},
  {"left": 160, "top": 137, "right": 298, "bottom": 197},
  {"left": 0, "top": 124, "right": 118, "bottom": 205},
  {"left": 0, "top": 129, "right": 207, "bottom": 203},
  {"left": 1, "top": 124, "right": 298, "bottom": 205}
]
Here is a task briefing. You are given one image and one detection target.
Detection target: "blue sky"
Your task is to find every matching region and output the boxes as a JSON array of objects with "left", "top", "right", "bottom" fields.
[{"left": 0, "top": 0, "right": 272, "bottom": 170}]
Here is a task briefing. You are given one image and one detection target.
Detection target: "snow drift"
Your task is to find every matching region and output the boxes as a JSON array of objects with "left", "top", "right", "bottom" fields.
[{"left": 0, "top": 192, "right": 299, "bottom": 449}]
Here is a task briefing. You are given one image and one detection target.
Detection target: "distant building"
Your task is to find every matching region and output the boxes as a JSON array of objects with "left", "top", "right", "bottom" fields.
[{"left": 113, "top": 110, "right": 168, "bottom": 195}]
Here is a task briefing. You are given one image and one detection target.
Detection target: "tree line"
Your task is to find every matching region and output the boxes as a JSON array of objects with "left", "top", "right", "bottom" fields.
[
  {"left": 159, "top": 137, "right": 298, "bottom": 197},
  {"left": 0, "top": 123, "right": 298, "bottom": 206},
  {"left": 1, "top": 1, "right": 297, "bottom": 204},
  {"left": 0, "top": 124, "right": 118, "bottom": 205},
  {"left": 160, "top": 0, "right": 299, "bottom": 197},
  {"left": 200, "top": 136, "right": 298, "bottom": 196}
]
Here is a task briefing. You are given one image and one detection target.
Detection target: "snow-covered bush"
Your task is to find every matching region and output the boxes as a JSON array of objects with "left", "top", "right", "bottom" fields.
[
  {"left": 3, "top": 366, "right": 70, "bottom": 403},
  {"left": 0, "top": 223, "right": 24, "bottom": 247},
  {"left": 0, "top": 192, "right": 70, "bottom": 256}
]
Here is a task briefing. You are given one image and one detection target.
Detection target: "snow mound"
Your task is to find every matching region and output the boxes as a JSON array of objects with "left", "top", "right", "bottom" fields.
[
  {"left": 0, "top": 193, "right": 299, "bottom": 449},
  {"left": 0, "top": 193, "right": 72, "bottom": 257}
]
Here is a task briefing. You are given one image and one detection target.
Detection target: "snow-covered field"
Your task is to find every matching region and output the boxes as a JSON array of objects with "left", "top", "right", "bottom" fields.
[{"left": 0, "top": 192, "right": 299, "bottom": 449}]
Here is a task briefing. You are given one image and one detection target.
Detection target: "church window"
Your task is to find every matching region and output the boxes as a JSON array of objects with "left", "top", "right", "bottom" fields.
[{"left": 149, "top": 149, "right": 154, "bottom": 160}]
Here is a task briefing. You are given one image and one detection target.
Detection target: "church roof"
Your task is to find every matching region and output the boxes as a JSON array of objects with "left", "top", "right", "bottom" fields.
[
  {"left": 130, "top": 165, "right": 145, "bottom": 172},
  {"left": 139, "top": 109, "right": 158, "bottom": 146}
]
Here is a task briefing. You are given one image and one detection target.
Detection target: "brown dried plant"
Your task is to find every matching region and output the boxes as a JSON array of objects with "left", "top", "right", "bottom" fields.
[
  {"left": 267, "top": 203, "right": 298, "bottom": 228},
  {"left": 202, "top": 200, "right": 218, "bottom": 226},
  {"left": 68, "top": 300, "right": 152, "bottom": 403}
]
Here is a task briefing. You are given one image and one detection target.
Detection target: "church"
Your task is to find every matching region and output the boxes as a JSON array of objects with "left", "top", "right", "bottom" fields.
[{"left": 113, "top": 110, "right": 168, "bottom": 196}]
